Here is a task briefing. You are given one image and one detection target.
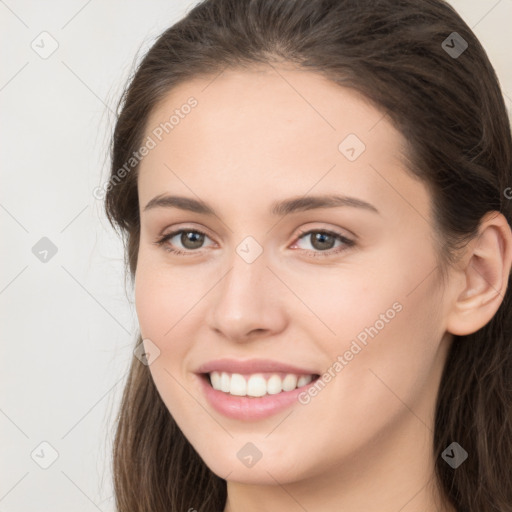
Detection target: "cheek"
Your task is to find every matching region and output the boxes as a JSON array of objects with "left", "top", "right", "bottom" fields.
[
  {"left": 334, "top": 272, "right": 445, "bottom": 424},
  {"left": 134, "top": 263, "right": 194, "bottom": 414},
  {"left": 134, "top": 266, "right": 164, "bottom": 339},
  {"left": 133, "top": 264, "right": 188, "bottom": 361},
  {"left": 134, "top": 257, "right": 196, "bottom": 339},
  {"left": 321, "top": 247, "right": 445, "bottom": 411},
  {"left": 134, "top": 258, "right": 207, "bottom": 379}
]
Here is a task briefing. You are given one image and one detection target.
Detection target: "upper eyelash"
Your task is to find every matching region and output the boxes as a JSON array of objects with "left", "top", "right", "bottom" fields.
[
  {"left": 153, "top": 228, "right": 355, "bottom": 257},
  {"left": 294, "top": 228, "right": 355, "bottom": 257},
  {"left": 154, "top": 229, "right": 211, "bottom": 256}
]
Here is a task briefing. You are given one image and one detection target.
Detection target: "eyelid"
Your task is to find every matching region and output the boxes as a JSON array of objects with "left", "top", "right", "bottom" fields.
[
  {"left": 293, "top": 223, "right": 356, "bottom": 241},
  {"left": 158, "top": 222, "right": 215, "bottom": 239}
]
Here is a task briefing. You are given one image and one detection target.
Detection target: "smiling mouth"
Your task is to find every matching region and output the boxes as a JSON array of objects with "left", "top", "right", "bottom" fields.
[{"left": 201, "top": 371, "right": 321, "bottom": 398}]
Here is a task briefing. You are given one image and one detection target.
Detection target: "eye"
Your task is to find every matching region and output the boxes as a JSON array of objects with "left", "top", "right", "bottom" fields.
[
  {"left": 291, "top": 229, "right": 355, "bottom": 258},
  {"left": 154, "top": 227, "right": 355, "bottom": 258},
  {"left": 154, "top": 228, "right": 214, "bottom": 256}
]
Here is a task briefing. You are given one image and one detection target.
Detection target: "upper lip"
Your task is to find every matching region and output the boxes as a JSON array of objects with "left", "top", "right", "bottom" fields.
[{"left": 196, "top": 358, "right": 319, "bottom": 376}]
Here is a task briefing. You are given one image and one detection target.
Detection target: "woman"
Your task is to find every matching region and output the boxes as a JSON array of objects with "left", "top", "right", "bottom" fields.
[{"left": 104, "top": 0, "right": 512, "bottom": 510}]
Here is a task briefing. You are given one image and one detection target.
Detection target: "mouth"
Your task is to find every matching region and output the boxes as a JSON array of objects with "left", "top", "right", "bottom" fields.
[{"left": 200, "top": 371, "right": 321, "bottom": 398}]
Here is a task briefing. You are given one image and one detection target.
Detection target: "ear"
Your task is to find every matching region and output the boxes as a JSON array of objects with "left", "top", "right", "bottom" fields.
[{"left": 446, "top": 211, "right": 512, "bottom": 336}]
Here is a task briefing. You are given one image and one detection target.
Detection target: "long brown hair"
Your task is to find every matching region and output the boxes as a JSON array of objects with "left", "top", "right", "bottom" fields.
[{"left": 104, "top": 1, "right": 512, "bottom": 510}]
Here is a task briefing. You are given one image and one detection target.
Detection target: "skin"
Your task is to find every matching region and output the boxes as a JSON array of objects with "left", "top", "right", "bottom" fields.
[{"left": 134, "top": 63, "right": 512, "bottom": 512}]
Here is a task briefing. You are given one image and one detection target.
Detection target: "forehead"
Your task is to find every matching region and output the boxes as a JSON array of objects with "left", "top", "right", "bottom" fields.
[
  {"left": 137, "top": 64, "right": 424, "bottom": 222},
  {"left": 144, "top": 64, "right": 402, "bottom": 149}
]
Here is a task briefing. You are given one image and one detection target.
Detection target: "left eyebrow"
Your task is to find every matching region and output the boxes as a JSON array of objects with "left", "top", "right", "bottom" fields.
[
  {"left": 270, "top": 194, "right": 379, "bottom": 216},
  {"left": 143, "top": 193, "right": 380, "bottom": 216}
]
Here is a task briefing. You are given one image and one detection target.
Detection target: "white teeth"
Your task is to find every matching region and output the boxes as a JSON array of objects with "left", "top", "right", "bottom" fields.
[
  {"left": 282, "top": 374, "right": 298, "bottom": 391},
  {"left": 210, "top": 371, "right": 221, "bottom": 390},
  {"left": 297, "top": 375, "right": 312, "bottom": 387},
  {"left": 266, "top": 374, "right": 283, "bottom": 395},
  {"left": 230, "top": 373, "right": 247, "bottom": 396},
  {"left": 208, "top": 372, "right": 315, "bottom": 397},
  {"left": 247, "top": 374, "right": 267, "bottom": 397},
  {"left": 220, "top": 371, "right": 231, "bottom": 393}
]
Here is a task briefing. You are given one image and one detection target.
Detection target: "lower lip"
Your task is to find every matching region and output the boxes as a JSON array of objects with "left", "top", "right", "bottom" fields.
[{"left": 197, "top": 374, "right": 319, "bottom": 421}]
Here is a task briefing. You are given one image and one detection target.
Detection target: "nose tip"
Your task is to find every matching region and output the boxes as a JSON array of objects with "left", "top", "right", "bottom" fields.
[{"left": 205, "top": 255, "right": 287, "bottom": 343}]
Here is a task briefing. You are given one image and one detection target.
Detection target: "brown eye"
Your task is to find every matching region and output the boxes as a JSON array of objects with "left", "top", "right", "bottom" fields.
[
  {"left": 179, "top": 230, "right": 205, "bottom": 250},
  {"left": 293, "top": 229, "right": 355, "bottom": 258},
  {"left": 154, "top": 228, "right": 214, "bottom": 255},
  {"left": 308, "top": 232, "right": 336, "bottom": 251}
]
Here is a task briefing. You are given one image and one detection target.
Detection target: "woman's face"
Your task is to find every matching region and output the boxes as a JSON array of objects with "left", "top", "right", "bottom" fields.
[{"left": 135, "top": 64, "right": 455, "bottom": 486}]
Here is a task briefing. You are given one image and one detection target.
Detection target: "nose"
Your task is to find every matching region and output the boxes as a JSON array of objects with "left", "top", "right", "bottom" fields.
[{"left": 206, "top": 248, "right": 288, "bottom": 343}]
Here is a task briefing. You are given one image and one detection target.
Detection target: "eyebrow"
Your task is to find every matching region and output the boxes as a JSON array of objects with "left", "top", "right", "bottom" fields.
[{"left": 143, "top": 193, "right": 380, "bottom": 216}]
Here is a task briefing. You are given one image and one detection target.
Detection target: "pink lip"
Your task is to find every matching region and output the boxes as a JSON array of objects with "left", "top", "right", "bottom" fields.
[
  {"left": 197, "top": 373, "right": 319, "bottom": 421},
  {"left": 195, "top": 358, "right": 318, "bottom": 375}
]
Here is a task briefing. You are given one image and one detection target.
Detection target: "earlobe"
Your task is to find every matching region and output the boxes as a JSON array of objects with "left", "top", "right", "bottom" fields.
[{"left": 446, "top": 211, "right": 512, "bottom": 336}]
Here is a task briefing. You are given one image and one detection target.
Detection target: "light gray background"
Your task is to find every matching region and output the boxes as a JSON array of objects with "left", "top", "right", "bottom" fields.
[{"left": 1, "top": 1, "right": 511, "bottom": 510}]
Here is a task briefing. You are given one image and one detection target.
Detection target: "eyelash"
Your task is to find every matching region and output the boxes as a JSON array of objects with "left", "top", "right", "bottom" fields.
[{"left": 153, "top": 227, "right": 355, "bottom": 258}]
